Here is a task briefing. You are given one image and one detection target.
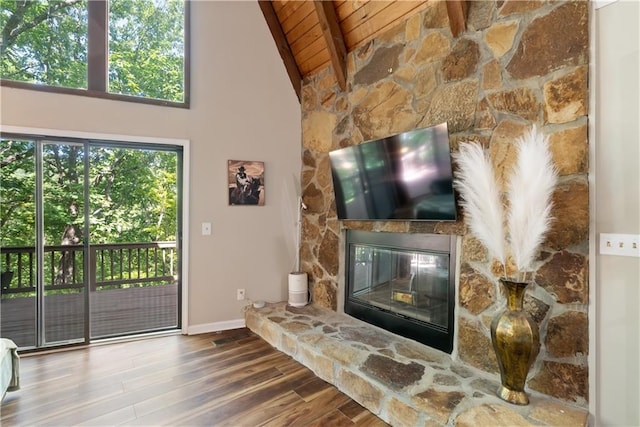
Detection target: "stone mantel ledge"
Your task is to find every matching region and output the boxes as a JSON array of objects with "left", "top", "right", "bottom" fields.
[{"left": 245, "top": 302, "right": 588, "bottom": 427}]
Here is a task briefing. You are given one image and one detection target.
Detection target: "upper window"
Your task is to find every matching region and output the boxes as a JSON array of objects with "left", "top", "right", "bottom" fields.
[{"left": 0, "top": 0, "right": 188, "bottom": 107}]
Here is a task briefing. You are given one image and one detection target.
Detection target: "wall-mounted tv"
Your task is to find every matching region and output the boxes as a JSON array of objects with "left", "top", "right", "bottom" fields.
[{"left": 329, "top": 122, "right": 457, "bottom": 221}]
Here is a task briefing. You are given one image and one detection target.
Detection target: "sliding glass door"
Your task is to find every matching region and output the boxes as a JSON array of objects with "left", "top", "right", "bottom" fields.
[
  {"left": 1, "top": 135, "right": 182, "bottom": 350},
  {"left": 0, "top": 139, "right": 38, "bottom": 348},
  {"left": 88, "top": 145, "right": 180, "bottom": 339},
  {"left": 41, "top": 141, "right": 88, "bottom": 345}
]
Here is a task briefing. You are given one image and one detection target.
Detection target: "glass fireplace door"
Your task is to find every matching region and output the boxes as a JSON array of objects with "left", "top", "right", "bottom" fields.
[
  {"left": 345, "top": 230, "right": 456, "bottom": 353},
  {"left": 350, "top": 245, "right": 450, "bottom": 329}
]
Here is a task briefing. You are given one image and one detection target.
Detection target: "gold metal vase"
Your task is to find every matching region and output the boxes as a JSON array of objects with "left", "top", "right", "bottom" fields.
[{"left": 490, "top": 278, "right": 540, "bottom": 405}]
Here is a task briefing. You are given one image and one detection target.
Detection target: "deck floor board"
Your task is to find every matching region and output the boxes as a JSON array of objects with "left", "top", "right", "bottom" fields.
[{"left": 1, "top": 284, "right": 178, "bottom": 347}]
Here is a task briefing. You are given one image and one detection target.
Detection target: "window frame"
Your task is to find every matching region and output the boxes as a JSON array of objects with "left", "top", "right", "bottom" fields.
[{"left": 0, "top": 0, "right": 190, "bottom": 109}]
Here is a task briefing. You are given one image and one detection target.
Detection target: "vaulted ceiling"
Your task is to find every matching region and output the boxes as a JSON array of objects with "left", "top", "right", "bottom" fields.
[{"left": 258, "top": 0, "right": 468, "bottom": 100}]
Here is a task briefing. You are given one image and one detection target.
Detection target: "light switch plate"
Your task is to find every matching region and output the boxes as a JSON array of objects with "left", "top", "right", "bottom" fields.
[
  {"left": 599, "top": 233, "right": 640, "bottom": 257},
  {"left": 202, "top": 222, "right": 211, "bottom": 236}
]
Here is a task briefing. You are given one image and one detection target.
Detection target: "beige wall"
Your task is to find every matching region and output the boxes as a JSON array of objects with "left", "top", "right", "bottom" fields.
[
  {"left": 595, "top": 0, "right": 640, "bottom": 425},
  {"left": 0, "top": 2, "right": 302, "bottom": 330}
]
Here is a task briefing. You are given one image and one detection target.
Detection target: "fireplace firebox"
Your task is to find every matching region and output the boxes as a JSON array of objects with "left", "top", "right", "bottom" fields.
[{"left": 345, "top": 230, "right": 457, "bottom": 353}]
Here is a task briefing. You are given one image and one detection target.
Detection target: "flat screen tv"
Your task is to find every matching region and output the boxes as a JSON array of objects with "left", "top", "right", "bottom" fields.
[{"left": 329, "top": 122, "right": 457, "bottom": 221}]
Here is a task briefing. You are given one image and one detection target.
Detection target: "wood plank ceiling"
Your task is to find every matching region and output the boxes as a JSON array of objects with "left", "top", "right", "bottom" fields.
[{"left": 259, "top": 0, "right": 468, "bottom": 100}]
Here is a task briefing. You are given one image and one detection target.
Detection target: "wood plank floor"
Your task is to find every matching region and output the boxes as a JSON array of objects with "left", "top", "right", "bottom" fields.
[{"left": 0, "top": 328, "right": 389, "bottom": 426}]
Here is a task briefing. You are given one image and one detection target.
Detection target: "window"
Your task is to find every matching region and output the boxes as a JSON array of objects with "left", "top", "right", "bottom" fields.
[{"left": 0, "top": 0, "right": 189, "bottom": 107}]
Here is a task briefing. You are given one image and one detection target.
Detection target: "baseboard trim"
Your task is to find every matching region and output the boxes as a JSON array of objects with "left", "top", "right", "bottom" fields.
[{"left": 187, "top": 318, "right": 246, "bottom": 335}]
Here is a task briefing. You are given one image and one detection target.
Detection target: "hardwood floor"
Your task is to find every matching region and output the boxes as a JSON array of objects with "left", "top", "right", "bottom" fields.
[{"left": 0, "top": 329, "right": 389, "bottom": 426}]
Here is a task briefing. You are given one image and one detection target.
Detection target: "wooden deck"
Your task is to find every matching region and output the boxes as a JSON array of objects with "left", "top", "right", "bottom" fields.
[
  {"left": 1, "top": 284, "right": 178, "bottom": 348},
  {"left": 0, "top": 329, "right": 388, "bottom": 426}
]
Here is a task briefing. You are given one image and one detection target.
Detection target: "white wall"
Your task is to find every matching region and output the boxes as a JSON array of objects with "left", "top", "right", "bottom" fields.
[
  {"left": 0, "top": 2, "right": 302, "bottom": 331},
  {"left": 595, "top": 1, "right": 640, "bottom": 425}
]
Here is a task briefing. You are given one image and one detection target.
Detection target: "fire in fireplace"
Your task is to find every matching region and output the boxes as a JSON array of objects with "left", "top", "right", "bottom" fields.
[{"left": 344, "top": 230, "right": 457, "bottom": 353}]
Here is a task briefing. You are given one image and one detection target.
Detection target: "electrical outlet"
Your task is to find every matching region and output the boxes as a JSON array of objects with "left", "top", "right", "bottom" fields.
[
  {"left": 237, "top": 288, "right": 245, "bottom": 300},
  {"left": 599, "top": 233, "right": 640, "bottom": 257}
]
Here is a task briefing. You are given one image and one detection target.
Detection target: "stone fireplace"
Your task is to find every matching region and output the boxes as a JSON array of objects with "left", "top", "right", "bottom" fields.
[
  {"left": 343, "top": 230, "right": 456, "bottom": 354},
  {"left": 299, "top": 0, "right": 589, "bottom": 408}
]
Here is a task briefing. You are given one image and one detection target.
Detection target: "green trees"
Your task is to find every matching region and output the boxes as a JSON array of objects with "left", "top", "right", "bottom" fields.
[
  {"left": 108, "top": 0, "right": 185, "bottom": 101},
  {"left": 0, "top": 0, "right": 185, "bottom": 102},
  {"left": 0, "top": 140, "right": 36, "bottom": 247},
  {"left": 1, "top": 1, "right": 183, "bottom": 246},
  {"left": 0, "top": 0, "right": 184, "bottom": 246},
  {"left": 0, "top": 0, "right": 87, "bottom": 87},
  {"left": 85, "top": 146, "right": 178, "bottom": 244},
  {"left": 0, "top": 140, "right": 178, "bottom": 248}
]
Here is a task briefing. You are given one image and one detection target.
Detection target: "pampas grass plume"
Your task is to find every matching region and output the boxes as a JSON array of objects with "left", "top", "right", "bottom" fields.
[
  {"left": 507, "top": 126, "right": 558, "bottom": 276},
  {"left": 453, "top": 142, "right": 506, "bottom": 268}
]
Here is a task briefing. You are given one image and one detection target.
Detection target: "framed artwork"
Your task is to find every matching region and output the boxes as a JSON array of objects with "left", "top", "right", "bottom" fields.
[{"left": 228, "top": 160, "right": 265, "bottom": 206}]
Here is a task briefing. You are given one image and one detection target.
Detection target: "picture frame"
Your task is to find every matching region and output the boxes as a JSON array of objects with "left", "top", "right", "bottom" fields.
[{"left": 228, "top": 160, "right": 265, "bottom": 206}]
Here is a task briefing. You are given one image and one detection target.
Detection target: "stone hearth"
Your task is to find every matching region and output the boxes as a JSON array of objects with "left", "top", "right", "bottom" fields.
[{"left": 246, "top": 302, "right": 588, "bottom": 427}]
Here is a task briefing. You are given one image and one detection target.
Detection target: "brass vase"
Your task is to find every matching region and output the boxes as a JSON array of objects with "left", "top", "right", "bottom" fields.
[{"left": 490, "top": 278, "right": 540, "bottom": 405}]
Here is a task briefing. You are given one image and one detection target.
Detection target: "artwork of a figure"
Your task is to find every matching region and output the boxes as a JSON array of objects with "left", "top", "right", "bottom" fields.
[{"left": 228, "top": 160, "right": 265, "bottom": 206}]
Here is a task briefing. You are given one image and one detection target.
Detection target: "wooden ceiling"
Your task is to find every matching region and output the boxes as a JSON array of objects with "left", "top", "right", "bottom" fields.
[{"left": 259, "top": 0, "right": 468, "bottom": 100}]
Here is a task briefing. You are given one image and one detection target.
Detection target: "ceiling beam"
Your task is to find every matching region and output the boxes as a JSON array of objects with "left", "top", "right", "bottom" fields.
[
  {"left": 446, "top": 0, "right": 468, "bottom": 37},
  {"left": 258, "top": 0, "right": 302, "bottom": 101},
  {"left": 313, "top": 1, "right": 348, "bottom": 91}
]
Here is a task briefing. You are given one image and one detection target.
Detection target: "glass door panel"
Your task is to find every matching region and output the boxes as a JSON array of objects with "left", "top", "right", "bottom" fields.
[
  {"left": 0, "top": 139, "right": 37, "bottom": 348},
  {"left": 88, "top": 146, "right": 179, "bottom": 339},
  {"left": 42, "top": 142, "right": 87, "bottom": 345}
]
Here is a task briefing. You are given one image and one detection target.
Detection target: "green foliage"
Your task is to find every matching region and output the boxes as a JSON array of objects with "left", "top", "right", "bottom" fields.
[
  {"left": 87, "top": 146, "right": 178, "bottom": 243},
  {"left": 0, "top": 139, "right": 178, "bottom": 248},
  {"left": 0, "top": 140, "right": 36, "bottom": 246},
  {"left": 0, "top": 0, "right": 88, "bottom": 87},
  {"left": 109, "top": 0, "right": 185, "bottom": 102},
  {"left": 42, "top": 143, "right": 85, "bottom": 244},
  {"left": 0, "top": 0, "right": 185, "bottom": 101}
]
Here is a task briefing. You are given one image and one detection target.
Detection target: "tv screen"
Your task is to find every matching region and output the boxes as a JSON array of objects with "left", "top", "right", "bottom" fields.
[{"left": 329, "top": 122, "right": 457, "bottom": 221}]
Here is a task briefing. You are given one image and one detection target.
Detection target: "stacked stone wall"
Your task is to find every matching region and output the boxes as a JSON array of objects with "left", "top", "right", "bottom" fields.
[{"left": 300, "top": 0, "right": 589, "bottom": 406}]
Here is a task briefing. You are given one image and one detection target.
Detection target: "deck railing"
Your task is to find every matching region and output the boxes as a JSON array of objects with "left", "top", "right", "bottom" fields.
[{"left": 0, "top": 242, "right": 177, "bottom": 295}]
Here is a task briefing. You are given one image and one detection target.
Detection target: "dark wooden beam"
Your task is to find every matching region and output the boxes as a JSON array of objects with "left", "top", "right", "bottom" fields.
[
  {"left": 313, "top": 1, "right": 347, "bottom": 91},
  {"left": 258, "top": 0, "right": 302, "bottom": 101},
  {"left": 446, "top": 0, "right": 468, "bottom": 37}
]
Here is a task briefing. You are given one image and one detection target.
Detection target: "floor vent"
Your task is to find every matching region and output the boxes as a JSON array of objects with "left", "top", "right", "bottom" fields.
[{"left": 212, "top": 330, "right": 252, "bottom": 347}]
